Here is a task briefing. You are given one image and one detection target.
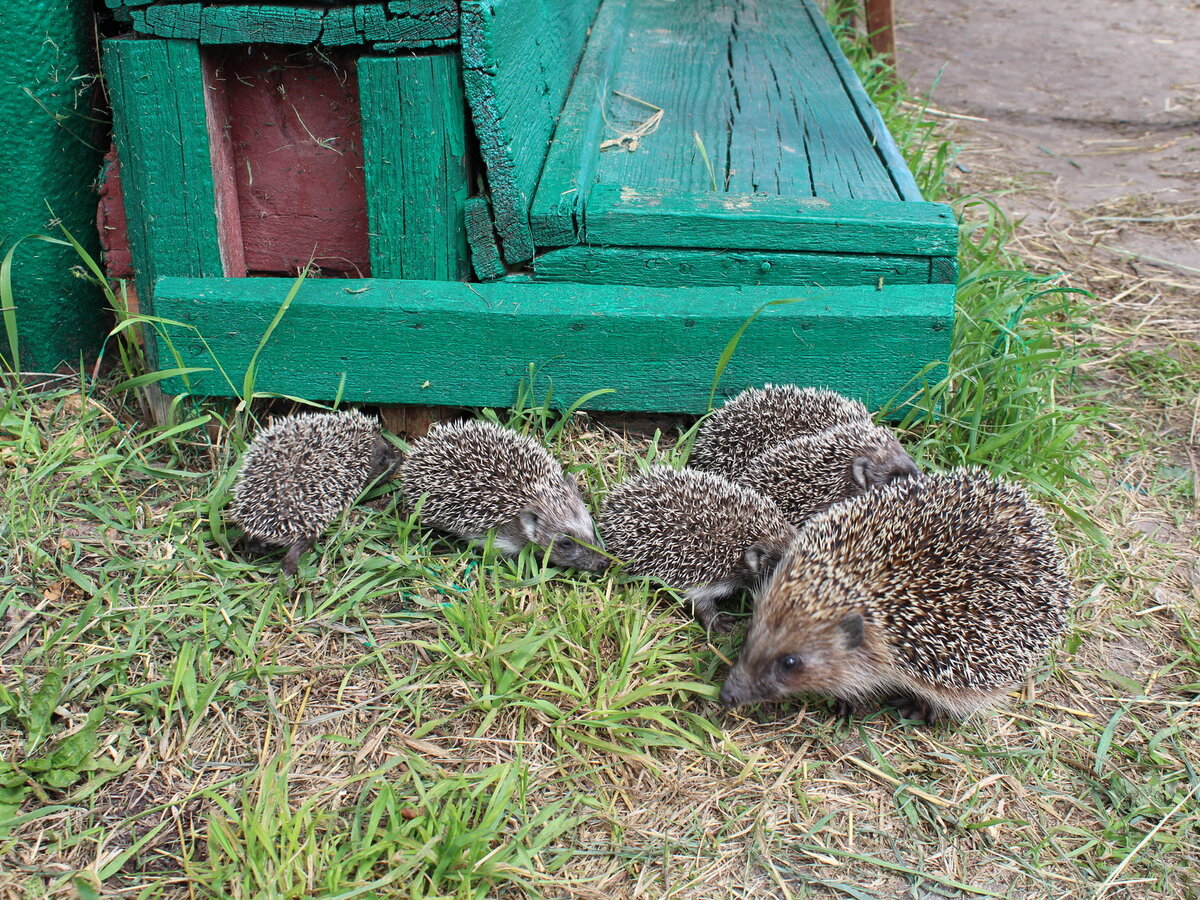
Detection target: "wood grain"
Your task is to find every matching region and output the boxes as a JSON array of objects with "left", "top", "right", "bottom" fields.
[
  {"left": 359, "top": 54, "right": 470, "bottom": 280},
  {"left": 461, "top": 0, "right": 603, "bottom": 264},
  {"left": 465, "top": 197, "right": 507, "bottom": 280},
  {"left": 531, "top": 246, "right": 949, "bottom": 286},
  {"left": 583, "top": 185, "right": 958, "bottom": 256},
  {"left": 151, "top": 275, "right": 955, "bottom": 413}
]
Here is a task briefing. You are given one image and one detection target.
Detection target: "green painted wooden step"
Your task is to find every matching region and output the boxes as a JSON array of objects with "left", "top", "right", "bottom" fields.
[{"left": 152, "top": 277, "right": 955, "bottom": 414}]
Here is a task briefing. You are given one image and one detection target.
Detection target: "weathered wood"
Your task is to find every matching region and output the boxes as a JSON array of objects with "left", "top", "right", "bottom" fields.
[
  {"left": 151, "top": 276, "right": 955, "bottom": 413},
  {"left": 359, "top": 54, "right": 470, "bottom": 280},
  {"left": 460, "top": 0, "right": 603, "bottom": 264},
  {"left": 209, "top": 46, "right": 370, "bottom": 276},
  {"left": 529, "top": 0, "right": 633, "bottom": 246},
  {"left": 200, "top": 50, "right": 247, "bottom": 278},
  {"left": 465, "top": 198, "right": 507, "bottom": 281},
  {"left": 379, "top": 405, "right": 462, "bottom": 438},
  {"left": 531, "top": 246, "right": 949, "bottom": 286},
  {"left": 583, "top": 185, "right": 958, "bottom": 256},
  {"left": 129, "top": 2, "right": 457, "bottom": 46},
  {"left": 590, "top": 0, "right": 896, "bottom": 199},
  {"left": 103, "top": 36, "right": 225, "bottom": 299},
  {"left": 865, "top": 0, "right": 896, "bottom": 65},
  {"left": 804, "top": 0, "right": 920, "bottom": 200}
]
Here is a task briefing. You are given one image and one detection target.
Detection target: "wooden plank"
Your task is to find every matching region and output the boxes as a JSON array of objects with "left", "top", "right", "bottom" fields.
[
  {"left": 589, "top": 0, "right": 898, "bottom": 201},
  {"left": 130, "top": 2, "right": 459, "bottom": 45},
  {"left": 151, "top": 276, "right": 955, "bottom": 413},
  {"left": 460, "top": 0, "right": 602, "bottom": 264},
  {"left": 531, "top": 246, "right": 942, "bottom": 287},
  {"left": 583, "top": 185, "right": 958, "bottom": 256},
  {"left": 465, "top": 197, "right": 507, "bottom": 280},
  {"left": 865, "top": 0, "right": 896, "bottom": 65},
  {"left": 529, "top": 0, "right": 633, "bottom": 246},
  {"left": 102, "top": 36, "right": 226, "bottom": 302},
  {"left": 359, "top": 54, "right": 470, "bottom": 280},
  {"left": 802, "top": 0, "right": 922, "bottom": 201},
  {"left": 200, "top": 51, "right": 247, "bottom": 278},
  {"left": 211, "top": 46, "right": 370, "bottom": 276}
]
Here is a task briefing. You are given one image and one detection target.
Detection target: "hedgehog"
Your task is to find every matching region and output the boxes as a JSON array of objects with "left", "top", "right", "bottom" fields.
[
  {"left": 718, "top": 468, "right": 1072, "bottom": 722},
  {"left": 599, "top": 467, "right": 799, "bottom": 632},
  {"left": 739, "top": 421, "right": 919, "bottom": 527},
  {"left": 401, "top": 419, "right": 606, "bottom": 571},
  {"left": 229, "top": 410, "right": 401, "bottom": 575},
  {"left": 689, "top": 385, "right": 871, "bottom": 478}
]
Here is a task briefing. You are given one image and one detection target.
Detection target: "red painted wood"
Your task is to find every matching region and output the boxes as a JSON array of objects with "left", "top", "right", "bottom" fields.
[
  {"left": 96, "top": 146, "right": 134, "bottom": 280},
  {"left": 206, "top": 46, "right": 370, "bottom": 277},
  {"left": 202, "top": 51, "right": 248, "bottom": 277}
]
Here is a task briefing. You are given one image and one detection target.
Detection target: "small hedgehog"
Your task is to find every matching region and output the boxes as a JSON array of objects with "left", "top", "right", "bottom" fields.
[
  {"left": 740, "top": 421, "right": 919, "bottom": 526},
  {"left": 401, "top": 419, "right": 606, "bottom": 571},
  {"left": 719, "top": 469, "right": 1072, "bottom": 722},
  {"left": 230, "top": 410, "right": 401, "bottom": 575},
  {"left": 599, "top": 467, "right": 799, "bottom": 632},
  {"left": 689, "top": 385, "right": 871, "bottom": 478}
]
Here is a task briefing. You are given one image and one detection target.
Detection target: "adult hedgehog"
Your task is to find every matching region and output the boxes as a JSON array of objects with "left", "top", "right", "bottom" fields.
[{"left": 719, "top": 469, "right": 1072, "bottom": 722}]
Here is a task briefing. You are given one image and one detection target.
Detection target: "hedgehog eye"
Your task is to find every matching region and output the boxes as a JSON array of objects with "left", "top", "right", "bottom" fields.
[{"left": 778, "top": 654, "right": 802, "bottom": 672}]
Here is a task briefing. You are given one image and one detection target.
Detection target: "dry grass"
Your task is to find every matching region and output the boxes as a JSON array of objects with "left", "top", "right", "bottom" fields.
[{"left": 3, "top": 15, "right": 1199, "bottom": 900}]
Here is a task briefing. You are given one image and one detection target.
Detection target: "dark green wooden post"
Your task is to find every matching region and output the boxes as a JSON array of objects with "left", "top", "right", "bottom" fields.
[{"left": 0, "top": 0, "right": 106, "bottom": 372}]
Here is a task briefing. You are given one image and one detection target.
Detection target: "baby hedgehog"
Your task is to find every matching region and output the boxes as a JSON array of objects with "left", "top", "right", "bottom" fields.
[
  {"left": 740, "top": 421, "right": 919, "bottom": 527},
  {"left": 230, "top": 410, "right": 401, "bottom": 575},
  {"left": 401, "top": 419, "right": 606, "bottom": 571},
  {"left": 689, "top": 385, "right": 871, "bottom": 478},
  {"left": 719, "top": 468, "right": 1072, "bottom": 722},
  {"left": 599, "top": 467, "right": 799, "bottom": 632}
]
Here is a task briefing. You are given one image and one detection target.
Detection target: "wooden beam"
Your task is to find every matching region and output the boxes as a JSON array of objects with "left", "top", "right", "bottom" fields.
[
  {"left": 531, "top": 246, "right": 954, "bottom": 287},
  {"left": 151, "top": 276, "right": 955, "bottom": 414},
  {"left": 582, "top": 185, "right": 958, "bottom": 256},
  {"left": 359, "top": 54, "right": 470, "bottom": 280},
  {"left": 865, "top": 0, "right": 896, "bottom": 65}
]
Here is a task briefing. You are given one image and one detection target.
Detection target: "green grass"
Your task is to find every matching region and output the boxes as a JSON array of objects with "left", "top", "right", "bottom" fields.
[{"left": 3, "top": 11, "right": 1199, "bottom": 900}]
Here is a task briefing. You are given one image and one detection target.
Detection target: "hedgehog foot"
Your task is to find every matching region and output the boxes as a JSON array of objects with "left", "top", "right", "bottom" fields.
[
  {"left": 887, "top": 696, "right": 939, "bottom": 725},
  {"left": 281, "top": 536, "right": 315, "bottom": 577},
  {"left": 833, "top": 697, "right": 858, "bottom": 721}
]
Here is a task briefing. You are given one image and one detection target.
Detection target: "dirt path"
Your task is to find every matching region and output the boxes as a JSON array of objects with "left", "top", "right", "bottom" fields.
[{"left": 900, "top": 0, "right": 1199, "bottom": 276}]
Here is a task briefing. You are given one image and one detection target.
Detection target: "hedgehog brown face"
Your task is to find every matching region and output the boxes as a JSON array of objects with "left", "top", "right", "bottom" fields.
[
  {"left": 498, "top": 473, "right": 608, "bottom": 572},
  {"left": 719, "top": 610, "right": 871, "bottom": 708},
  {"left": 849, "top": 441, "right": 919, "bottom": 494}
]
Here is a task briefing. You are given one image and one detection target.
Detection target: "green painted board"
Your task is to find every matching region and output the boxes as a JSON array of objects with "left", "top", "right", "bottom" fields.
[
  {"left": 460, "top": 0, "right": 602, "bottom": 264},
  {"left": 129, "top": 2, "right": 457, "bottom": 46},
  {"left": 529, "top": 0, "right": 633, "bottom": 247},
  {"left": 530, "top": 0, "right": 939, "bottom": 255},
  {"left": 359, "top": 54, "right": 470, "bottom": 280},
  {"left": 532, "top": 246, "right": 954, "bottom": 287},
  {"left": 583, "top": 185, "right": 957, "bottom": 256},
  {"left": 151, "top": 276, "right": 954, "bottom": 413},
  {"left": 103, "top": 35, "right": 226, "bottom": 308},
  {"left": 465, "top": 197, "right": 506, "bottom": 281}
]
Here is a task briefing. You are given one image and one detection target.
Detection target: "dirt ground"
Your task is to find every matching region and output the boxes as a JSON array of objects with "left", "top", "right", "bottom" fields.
[
  {"left": 899, "top": 0, "right": 1199, "bottom": 506},
  {"left": 901, "top": 0, "right": 1199, "bottom": 268}
]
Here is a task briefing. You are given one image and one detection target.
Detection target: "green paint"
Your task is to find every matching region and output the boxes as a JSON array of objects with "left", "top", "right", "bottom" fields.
[
  {"left": 465, "top": 198, "right": 506, "bottom": 281},
  {"left": 152, "top": 276, "right": 955, "bottom": 413},
  {"left": 103, "top": 37, "right": 225, "bottom": 320},
  {"left": 0, "top": 0, "right": 107, "bottom": 371},
  {"left": 127, "top": 2, "right": 457, "bottom": 46},
  {"left": 583, "top": 185, "right": 958, "bottom": 256},
  {"left": 529, "top": 0, "right": 632, "bottom": 247},
  {"left": 461, "top": 0, "right": 602, "bottom": 264},
  {"left": 360, "top": 54, "right": 470, "bottom": 280},
  {"left": 532, "top": 246, "right": 952, "bottom": 287}
]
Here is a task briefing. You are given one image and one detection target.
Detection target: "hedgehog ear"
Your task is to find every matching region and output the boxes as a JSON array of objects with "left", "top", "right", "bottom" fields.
[
  {"left": 838, "top": 611, "right": 865, "bottom": 649},
  {"left": 518, "top": 509, "right": 540, "bottom": 541},
  {"left": 851, "top": 457, "right": 874, "bottom": 489},
  {"left": 743, "top": 541, "right": 782, "bottom": 576}
]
